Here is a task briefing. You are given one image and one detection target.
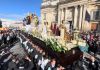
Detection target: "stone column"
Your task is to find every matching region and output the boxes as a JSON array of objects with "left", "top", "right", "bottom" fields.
[
  {"left": 61, "top": 8, "right": 64, "bottom": 23},
  {"left": 58, "top": 9, "right": 61, "bottom": 24},
  {"left": 82, "top": 5, "right": 87, "bottom": 31},
  {"left": 63, "top": 8, "right": 66, "bottom": 21},
  {"left": 61, "top": 9, "right": 63, "bottom": 24},
  {"left": 59, "top": 9, "right": 62, "bottom": 24},
  {"left": 65, "top": 8, "right": 68, "bottom": 21},
  {"left": 74, "top": 6, "right": 78, "bottom": 29},
  {"left": 79, "top": 5, "right": 83, "bottom": 30}
]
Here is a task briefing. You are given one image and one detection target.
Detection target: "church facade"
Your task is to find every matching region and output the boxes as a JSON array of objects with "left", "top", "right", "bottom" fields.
[{"left": 41, "top": 0, "right": 100, "bottom": 32}]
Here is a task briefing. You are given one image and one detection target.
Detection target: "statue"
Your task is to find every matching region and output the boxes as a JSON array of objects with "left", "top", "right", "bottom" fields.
[{"left": 59, "top": 20, "right": 71, "bottom": 41}]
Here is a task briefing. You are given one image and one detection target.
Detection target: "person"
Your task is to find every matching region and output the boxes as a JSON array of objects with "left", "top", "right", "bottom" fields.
[
  {"left": 41, "top": 55, "right": 50, "bottom": 70},
  {"left": 0, "top": 32, "right": 3, "bottom": 46},
  {"left": 56, "top": 64, "right": 65, "bottom": 70},
  {"left": 88, "top": 56, "right": 99, "bottom": 70},
  {"left": 7, "top": 56, "right": 18, "bottom": 70},
  {"left": 25, "top": 56, "right": 34, "bottom": 70},
  {"left": 31, "top": 47, "right": 38, "bottom": 60},
  {"left": 86, "top": 34, "right": 90, "bottom": 41},
  {"left": 44, "top": 59, "right": 56, "bottom": 70},
  {"left": 35, "top": 48, "right": 43, "bottom": 70},
  {"left": 7, "top": 34, "right": 10, "bottom": 45},
  {"left": 90, "top": 34, "right": 94, "bottom": 41},
  {"left": 17, "top": 56, "right": 34, "bottom": 70},
  {"left": 3, "top": 33, "right": 7, "bottom": 44}
]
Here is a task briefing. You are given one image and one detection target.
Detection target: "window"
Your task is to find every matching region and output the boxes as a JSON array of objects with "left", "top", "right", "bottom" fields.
[
  {"left": 91, "top": 10, "right": 100, "bottom": 21},
  {"left": 44, "top": 13, "right": 46, "bottom": 20}
]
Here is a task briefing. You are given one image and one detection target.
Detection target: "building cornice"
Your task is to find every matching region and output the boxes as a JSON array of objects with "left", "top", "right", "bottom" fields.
[
  {"left": 90, "top": 21, "right": 100, "bottom": 23},
  {"left": 58, "top": 0, "right": 81, "bottom": 5},
  {"left": 58, "top": 0, "right": 88, "bottom": 9},
  {"left": 88, "top": 1, "right": 100, "bottom": 5},
  {"left": 41, "top": 5, "right": 57, "bottom": 9}
]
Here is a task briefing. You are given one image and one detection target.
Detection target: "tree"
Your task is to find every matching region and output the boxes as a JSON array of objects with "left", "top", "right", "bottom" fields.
[{"left": 0, "top": 20, "right": 2, "bottom": 28}]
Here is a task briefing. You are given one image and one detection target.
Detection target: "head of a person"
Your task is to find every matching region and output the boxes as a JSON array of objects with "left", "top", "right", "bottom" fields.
[
  {"left": 42, "top": 51, "right": 45, "bottom": 56},
  {"left": 39, "top": 48, "right": 43, "bottom": 53},
  {"left": 51, "top": 59, "right": 56, "bottom": 67},
  {"left": 57, "top": 64, "right": 65, "bottom": 70}
]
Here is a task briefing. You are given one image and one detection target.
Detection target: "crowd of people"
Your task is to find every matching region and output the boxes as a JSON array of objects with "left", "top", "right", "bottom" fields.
[
  {"left": 79, "top": 31, "right": 100, "bottom": 54},
  {"left": 0, "top": 30, "right": 18, "bottom": 47},
  {"left": 0, "top": 29, "right": 100, "bottom": 70},
  {"left": 19, "top": 30, "right": 65, "bottom": 70},
  {"left": 20, "top": 30, "right": 100, "bottom": 70},
  {"left": 0, "top": 29, "right": 65, "bottom": 70},
  {"left": 0, "top": 30, "right": 19, "bottom": 70},
  {"left": 77, "top": 31, "right": 100, "bottom": 70}
]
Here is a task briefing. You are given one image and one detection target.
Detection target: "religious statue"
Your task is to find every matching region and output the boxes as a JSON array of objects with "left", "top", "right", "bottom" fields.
[{"left": 59, "top": 20, "right": 71, "bottom": 41}]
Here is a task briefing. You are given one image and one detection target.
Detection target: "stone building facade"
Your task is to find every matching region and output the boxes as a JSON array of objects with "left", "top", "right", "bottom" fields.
[{"left": 41, "top": 0, "right": 100, "bottom": 32}]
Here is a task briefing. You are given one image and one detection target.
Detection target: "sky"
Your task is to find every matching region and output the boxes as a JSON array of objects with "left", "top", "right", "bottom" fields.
[{"left": 0, "top": 0, "right": 42, "bottom": 20}]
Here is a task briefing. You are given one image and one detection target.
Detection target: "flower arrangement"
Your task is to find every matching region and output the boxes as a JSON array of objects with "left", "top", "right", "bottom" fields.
[{"left": 44, "top": 38, "right": 68, "bottom": 53}]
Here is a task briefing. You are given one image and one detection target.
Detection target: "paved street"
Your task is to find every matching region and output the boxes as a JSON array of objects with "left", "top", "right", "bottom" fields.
[{"left": 10, "top": 42, "right": 27, "bottom": 60}]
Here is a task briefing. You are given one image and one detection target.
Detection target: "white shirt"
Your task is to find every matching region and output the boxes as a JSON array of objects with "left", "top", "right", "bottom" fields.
[
  {"left": 0, "top": 51, "right": 5, "bottom": 56},
  {"left": 35, "top": 54, "right": 38, "bottom": 59},
  {"left": 7, "top": 36, "right": 10, "bottom": 41},
  {"left": 41, "top": 58, "right": 50, "bottom": 70},
  {"left": 3, "top": 54, "right": 12, "bottom": 62},
  {"left": 18, "top": 37, "right": 23, "bottom": 43},
  {"left": 0, "top": 34, "right": 2, "bottom": 40},
  {"left": 23, "top": 41, "right": 28, "bottom": 47}
]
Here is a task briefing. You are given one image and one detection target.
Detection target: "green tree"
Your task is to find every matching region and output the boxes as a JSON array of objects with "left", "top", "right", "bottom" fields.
[{"left": 0, "top": 20, "right": 2, "bottom": 28}]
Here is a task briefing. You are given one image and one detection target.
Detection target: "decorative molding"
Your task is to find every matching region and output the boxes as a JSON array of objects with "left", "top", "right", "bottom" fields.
[
  {"left": 58, "top": 0, "right": 81, "bottom": 5},
  {"left": 41, "top": 5, "right": 57, "bottom": 9},
  {"left": 58, "top": 1, "right": 88, "bottom": 9}
]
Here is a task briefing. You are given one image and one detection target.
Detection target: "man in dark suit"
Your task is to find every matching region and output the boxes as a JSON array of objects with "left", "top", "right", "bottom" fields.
[
  {"left": 44, "top": 59, "right": 56, "bottom": 70},
  {"left": 8, "top": 58, "right": 17, "bottom": 70},
  {"left": 88, "top": 56, "right": 99, "bottom": 70},
  {"left": 0, "top": 32, "right": 3, "bottom": 46},
  {"left": 0, "top": 53, "right": 11, "bottom": 63},
  {"left": 17, "top": 56, "right": 34, "bottom": 70}
]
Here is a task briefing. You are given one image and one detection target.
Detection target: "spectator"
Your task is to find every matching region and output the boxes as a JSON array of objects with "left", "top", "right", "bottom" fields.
[{"left": 45, "top": 59, "right": 57, "bottom": 70}]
